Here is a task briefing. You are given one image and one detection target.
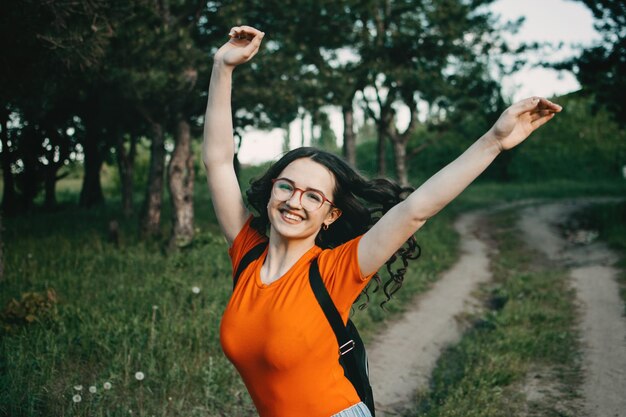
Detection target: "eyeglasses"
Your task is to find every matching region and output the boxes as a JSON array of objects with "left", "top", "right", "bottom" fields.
[{"left": 271, "top": 178, "right": 335, "bottom": 211}]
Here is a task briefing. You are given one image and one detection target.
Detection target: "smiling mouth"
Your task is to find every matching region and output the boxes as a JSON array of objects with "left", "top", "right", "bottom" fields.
[{"left": 280, "top": 209, "right": 304, "bottom": 223}]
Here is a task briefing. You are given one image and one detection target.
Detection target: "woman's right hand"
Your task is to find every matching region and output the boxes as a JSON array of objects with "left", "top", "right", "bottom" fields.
[{"left": 214, "top": 25, "right": 265, "bottom": 68}]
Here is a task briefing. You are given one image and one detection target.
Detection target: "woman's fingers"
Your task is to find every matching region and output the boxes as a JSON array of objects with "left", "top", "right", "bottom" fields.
[
  {"left": 229, "top": 25, "right": 264, "bottom": 40},
  {"left": 511, "top": 97, "right": 562, "bottom": 117},
  {"left": 530, "top": 109, "right": 555, "bottom": 123},
  {"left": 530, "top": 112, "right": 556, "bottom": 129},
  {"left": 242, "top": 30, "right": 265, "bottom": 59},
  {"left": 219, "top": 25, "right": 265, "bottom": 65}
]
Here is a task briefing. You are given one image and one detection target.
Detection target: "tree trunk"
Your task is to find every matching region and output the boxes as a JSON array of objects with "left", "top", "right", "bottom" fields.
[
  {"left": 43, "top": 129, "right": 70, "bottom": 210},
  {"left": 375, "top": 105, "right": 395, "bottom": 178},
  {"left": 391, "top": 138, "right": 409, "bottom": 187},
  {"left": 79, "top": 129, "right": 105, "bottom": 207},
  {"left": 140, "top": 123, "right": 166, "bottom": 239},
  {"left": 0, "top": 210, "right": 3, "bottom": 281},
  {"left": 310, "top": 110, "right": 318, "bottom": 147},
  {"left": 300, "top": 113, "right": 306, "bottom": 148},
  {"left": 282, "top": 123, "right": 291, "bottom": 153},
  {"left": 21, "top": 128, "right": 40, "bottom": 212},
  {"left": 167, "top": 118, "right": 195, "bottom": 250},
  {"left": 43, "top": 166, "right": 57, "bottom": 209},
  {"left": 116, "top": 135, "right": 137, "bottom": 218},
  {"left": 342, "top": 105, "right": 356, "bottom": 167},
  {"left": 376, "top": 133, "right": 386, "bottom": 177},
  {"left": 0, "top": 110, "right": 17, "bottom": 214}
]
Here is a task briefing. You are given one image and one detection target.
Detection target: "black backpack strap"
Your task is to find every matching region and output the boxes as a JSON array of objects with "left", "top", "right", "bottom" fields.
[
  {"left": 233, "top": 241, "right": 268, "bottom": 290},
  {"left": 309, "top": 259, "right": 372, "bottom": 412}
]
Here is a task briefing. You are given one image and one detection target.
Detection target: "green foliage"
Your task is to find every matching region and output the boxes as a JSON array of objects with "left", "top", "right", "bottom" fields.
[
  {"left": 403, "top": 92, "right": 626, "bottom": 184},
  {"left": 506, "top": 93, "right": 626, "bottom": 181},
  {"left": 311, "top": 111, "right": 340, "bottom": 153},
  {"left": 564, "top": 0, "right": 625, "bottom": 127}
]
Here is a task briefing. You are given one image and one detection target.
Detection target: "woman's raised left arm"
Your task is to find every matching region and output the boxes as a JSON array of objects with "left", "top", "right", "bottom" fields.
[{"left": 358, "top": 97, "right": 562, "bottom": 276}]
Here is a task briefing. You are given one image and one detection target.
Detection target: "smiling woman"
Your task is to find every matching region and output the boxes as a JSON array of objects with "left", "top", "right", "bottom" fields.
[{"left": 202, "top": 24, "right": 561, "bottom": 417}]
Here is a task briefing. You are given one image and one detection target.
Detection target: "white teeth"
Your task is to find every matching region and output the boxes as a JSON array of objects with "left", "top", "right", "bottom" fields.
[{"left": 283, "top": 212, "right": 302, "bottom": 221}]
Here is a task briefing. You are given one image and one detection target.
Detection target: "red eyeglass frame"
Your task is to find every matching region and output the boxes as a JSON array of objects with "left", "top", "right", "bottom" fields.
[{"left": 271, "top": 178, "right": 336, "bottom": 209}]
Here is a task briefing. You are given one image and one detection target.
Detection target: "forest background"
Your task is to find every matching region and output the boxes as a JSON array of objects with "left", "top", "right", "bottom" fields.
[{"left": 0, "top": 0, "right": 624, "bottom": 416}]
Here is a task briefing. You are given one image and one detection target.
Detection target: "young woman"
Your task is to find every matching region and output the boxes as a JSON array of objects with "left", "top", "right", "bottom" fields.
[{"left": 202, "top": 25, "right": 562, "bottom": 417}]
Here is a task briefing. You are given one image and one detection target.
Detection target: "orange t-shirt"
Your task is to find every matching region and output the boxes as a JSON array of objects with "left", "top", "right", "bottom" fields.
[{"left": 220, "top": 216, "right": 374, "bottom": 417}]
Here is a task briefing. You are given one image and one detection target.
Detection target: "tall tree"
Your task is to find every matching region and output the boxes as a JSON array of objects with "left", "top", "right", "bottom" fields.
[
  {"left": 563, "top": 1, "right": 625, "bottom": 127},
  {"left": 0, "top": 108, "right": 17, "bottom": 214},
  {"left": 352, "top": 0, "right": 503, "bottom": 185},
  {"left": 103, "top": 1, "right": 209, "bottom": 239},
  {"left": 167, "top": 116, "right": 195, "bottom": 250},
  {"left": 0, "top": 0, "right": 120, "bottom": 210},
  {"left": 206, "top": 1, "right": 356, "bottom": 157},
  {"left": 0, "top": 209, "right": 3, "bottom": 281}
]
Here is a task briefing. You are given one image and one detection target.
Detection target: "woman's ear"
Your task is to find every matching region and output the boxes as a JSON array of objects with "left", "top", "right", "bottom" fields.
[{"left": 324, "top": 208, "right": 342, "bottom": 226}]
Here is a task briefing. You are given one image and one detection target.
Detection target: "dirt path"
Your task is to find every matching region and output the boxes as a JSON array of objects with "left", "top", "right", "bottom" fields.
[
  {"left": 368, "top": 211, "right": 493, "bottom": 416},
  {"left": 518, "top": 201, "right": 626, "bottom": 417},
  {"left": 368, "top": 200, "right": 626, "bottom": 417}
]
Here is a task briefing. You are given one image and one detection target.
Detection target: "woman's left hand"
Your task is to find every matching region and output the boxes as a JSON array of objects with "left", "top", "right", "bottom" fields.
[{"left": 490, "top": 97, "right": 562, "bottom": 151}]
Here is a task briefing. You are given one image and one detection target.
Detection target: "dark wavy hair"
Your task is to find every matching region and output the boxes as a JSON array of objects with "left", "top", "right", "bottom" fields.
[{"left": 246, "top": 147, "right": 421, "bottom": 307}]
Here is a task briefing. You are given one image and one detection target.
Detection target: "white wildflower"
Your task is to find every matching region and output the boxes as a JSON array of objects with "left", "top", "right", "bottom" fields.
[
  {"left": 73, "top": 385, "right": 83, "bottom": 391},
  {"left": 135, "top": 371, "right": 145, "bottom": 381},
  {"left": 89, "top": 385, "right": 97, "bottom": 393},
  {"left": 72, "top": 394, "right": 82, "bottom": 403},
  {"left": 192, "top": 286, "right": 201, "bottom": 294},
  {"left": 103, "top": 381, "right": 112, "bottom": 390}
]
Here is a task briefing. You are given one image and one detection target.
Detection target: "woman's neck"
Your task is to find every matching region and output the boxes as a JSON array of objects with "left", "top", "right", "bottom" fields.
[{"left": 260, "top": 229, "right": 317, "bottom": 284}]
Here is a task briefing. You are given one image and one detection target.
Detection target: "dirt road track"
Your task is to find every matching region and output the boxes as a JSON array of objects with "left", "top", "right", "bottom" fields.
[
  {"left": 368, "top": 211, "right": 492, "bottom": 416},
  {"left": 519, "top": 201, "right": 626, "bottom": 417},
  {"left": 368, "top": 199, "right": 626, "bottom": 417}
]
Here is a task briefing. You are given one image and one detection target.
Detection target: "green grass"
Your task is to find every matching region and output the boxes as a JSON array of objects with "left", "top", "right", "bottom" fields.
[
  {"left": 409, "top": 210, "right": 582, "bottom": 417},
  {"left": 1, "top": 203, "right": 255, "bottom": 416},
  {"left": 454, "top": 178, "right": 626, "bottom": 211}
]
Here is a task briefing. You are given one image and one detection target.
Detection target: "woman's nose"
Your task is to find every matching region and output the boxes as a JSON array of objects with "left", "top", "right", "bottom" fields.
[{"left": 285, "top": 190, "right": 303, "bottom": 208}]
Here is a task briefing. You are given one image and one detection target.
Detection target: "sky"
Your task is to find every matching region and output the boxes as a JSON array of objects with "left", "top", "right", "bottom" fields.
[{"left": 237, "top": 0, "right": 602, "bottom": 165}]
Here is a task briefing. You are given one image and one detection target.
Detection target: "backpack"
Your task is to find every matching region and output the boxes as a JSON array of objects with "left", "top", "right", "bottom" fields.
[{"left": 232, "top": 242, "right": 376, "bottom": 416}]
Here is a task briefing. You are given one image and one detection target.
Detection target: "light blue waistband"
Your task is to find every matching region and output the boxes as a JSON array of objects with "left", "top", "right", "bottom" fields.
[{"left": 331, "top": 402, "right": 372, "bottom": 417}]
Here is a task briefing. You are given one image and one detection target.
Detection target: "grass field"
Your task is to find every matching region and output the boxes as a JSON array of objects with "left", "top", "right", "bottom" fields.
[{"left": 2, "top": 174, "right": 625, "bottom": 416}]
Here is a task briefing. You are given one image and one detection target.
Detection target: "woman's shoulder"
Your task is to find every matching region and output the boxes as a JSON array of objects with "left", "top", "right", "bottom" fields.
[
  {"left": 228, "top": 215, "right": 268, "bottom": 265},
  {"left": 316, "top": 234, "right": 370, "bottom": 281}
]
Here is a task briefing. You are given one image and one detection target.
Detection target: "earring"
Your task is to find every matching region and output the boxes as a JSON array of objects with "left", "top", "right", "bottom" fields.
[{"left": 322, "top": 224, "right": 329, "bottom": 231}]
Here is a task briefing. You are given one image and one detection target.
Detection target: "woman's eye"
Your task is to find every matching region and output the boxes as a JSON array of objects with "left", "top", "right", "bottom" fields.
[
  {"left": 305, "top": 192, "right": 322, "bottom": 203},
  {"left": 278, "top": 183, "right": 293, "bottom": 192}
]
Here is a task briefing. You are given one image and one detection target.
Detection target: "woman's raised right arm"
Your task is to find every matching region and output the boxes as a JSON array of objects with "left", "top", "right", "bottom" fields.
[{"left": 202, "top": 26, "right": 265, "bottom": 245}]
